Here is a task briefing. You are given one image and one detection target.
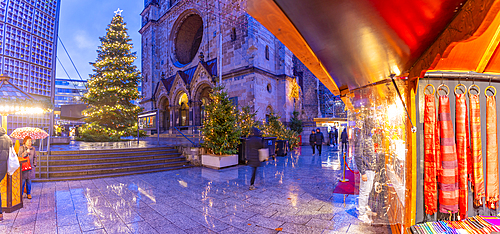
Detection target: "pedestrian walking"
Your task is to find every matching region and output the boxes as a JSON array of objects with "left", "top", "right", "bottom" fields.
[
  {"left": 309, "top": 130, "right": 316, "bottom": 155},
  {"left": 329, "top": 129, "right": 334, "bottom": 146},
  {"left": 75, "top": 125, "right": 80, "bottom": 138},
  {"left": 18, "top": 136, "right": 36, "bottom": 199},
  {"left": 354, "top": 127, "right": 376, "bottom": 223},
  {"left": 246, "top": 127, "right": 263, "bottom": 190},
  {"left": 333, "top": 126, "right": 339, "bottom": 146},
  {"left": 341, "top": 128, "right": 348, "bottom": 152},
  {"left": 0, "top": 127, "right": 12, "bottom": 221},
  {"left": 315, "top": 128, "right": 324, "bottom": 155}
]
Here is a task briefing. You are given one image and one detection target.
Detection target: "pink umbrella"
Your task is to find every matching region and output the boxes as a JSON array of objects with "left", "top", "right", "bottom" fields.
[{"left": 10, "top": 127, "right": 49, "bottom": 140}]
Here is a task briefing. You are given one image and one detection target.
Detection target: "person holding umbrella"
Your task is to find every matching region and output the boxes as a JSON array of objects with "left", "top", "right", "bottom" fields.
[
  {"left": 0, "top": 127, "right": 12, "bottom": 221},
  {"left": 18, "top": 136, "right": 36, "bottom": 199}
]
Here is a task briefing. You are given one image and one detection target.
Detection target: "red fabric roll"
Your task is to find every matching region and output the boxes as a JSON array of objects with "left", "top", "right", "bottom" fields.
[
  {"left": 469, "top": 92, "right": 484, "bottom": 206},
  {"left": 486, "top": 94, "right": 499, "bottom": 210},
  {"left": 438, "top": 94, "right": 459, "bottom": 213},
  {"left": 455, "top": 92, "right": 469, "bottom": 219},
  {"left": 424, "top": 93, "right": 438, "bottom": 215}
]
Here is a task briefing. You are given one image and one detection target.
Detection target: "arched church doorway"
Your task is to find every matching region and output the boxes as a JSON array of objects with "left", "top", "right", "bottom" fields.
[
  {"left": 160, "top": 97, "right": 170, "bottom": 132},
  {"left": 178, "top": 93, "right": 189, "bottom": 127},
  {"left": 194, "top": 85, "right": 211, "bottom": 126}
]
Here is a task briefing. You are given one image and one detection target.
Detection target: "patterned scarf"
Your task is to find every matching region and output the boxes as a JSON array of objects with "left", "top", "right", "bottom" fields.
[
  {"left": 424, "top": 91, "right": 438, "bottom": 215},
  {"left": 455, "top": 91, "right": 469, "bottom": 219},
  {"left": 469, "top": 90, "right": 484, "bottom": 206},
  {"left": 438, "top": 94, "right": 459, "bottom": 214},
  {"left": 485, "top": 92, "right": 499, "bottom": 209}
]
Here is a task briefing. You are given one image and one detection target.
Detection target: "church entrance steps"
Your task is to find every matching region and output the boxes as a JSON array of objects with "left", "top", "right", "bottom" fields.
[{"left": 33, "top": 147, "right": 191, "bottom": 182}]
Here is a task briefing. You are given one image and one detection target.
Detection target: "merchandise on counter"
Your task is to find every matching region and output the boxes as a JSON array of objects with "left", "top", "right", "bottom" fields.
[
  {"left": 455, "top": 84, "right": 469, "bottom": 219},
  {"left": 410, "top": 216, "right": 500, "bottom": 234},
  {"left": 485, "top": 86, "right": 499, "bottom": 210},
  {"left": 424, "top": 84, "right": 438, "bottom": 215},
  {"left": 469, "top": 85, "right": 485, "bottom": 206},
  {"left": 437, "top": 84, "right": 459, "bottom": 214}
]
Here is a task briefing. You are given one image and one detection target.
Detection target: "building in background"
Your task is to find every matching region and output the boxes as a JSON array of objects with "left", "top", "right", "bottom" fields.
[
  {"left": 2, "top": 0, "right": 61, "bottom": 134},
  {"left": 54, "top": 78, "right": 86, "bottom": 107},
  {"left": 139, "top": 0, "right": 345, "bottom": 135}
]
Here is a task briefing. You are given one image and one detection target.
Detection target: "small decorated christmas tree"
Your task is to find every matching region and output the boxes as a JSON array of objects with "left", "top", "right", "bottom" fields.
[
  {"left": 201, "top": 86, "right": 241, "bottom": 155},
  {"left": 238, "top": 106, "right": 258, "bottom": 138},
  {"left": 81, "top": 9, "right": 142, "bottom": 141},
  {"left": 260, "top": 112, "right": 299, "bottom": 149}
]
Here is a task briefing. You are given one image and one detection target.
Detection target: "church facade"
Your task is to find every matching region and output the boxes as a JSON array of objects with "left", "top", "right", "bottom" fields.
[{"left": 139, "top": 0, "right": 324, "bottom": 133}]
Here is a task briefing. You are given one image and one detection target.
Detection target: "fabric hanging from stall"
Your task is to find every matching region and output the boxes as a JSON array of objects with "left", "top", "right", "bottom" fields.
[
  {"left": 469, "top": 86, "right": 484, "bottom": 206},
  {"left": 424, "top": 85, "right": 438, "bottom": 215},
  {"left": 455, "top": 87, "right": 469, "bottom": 219},
  {"left": 485, "top": 87, "right": 499, "bottom": 210},
  {"left": 438, "top": 87, "right": 459, "bottom": 214}
]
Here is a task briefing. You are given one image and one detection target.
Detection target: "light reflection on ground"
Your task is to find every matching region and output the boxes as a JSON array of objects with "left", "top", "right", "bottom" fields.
[{"left": 1, "top": 144, "right": 392, "bottom": 233}]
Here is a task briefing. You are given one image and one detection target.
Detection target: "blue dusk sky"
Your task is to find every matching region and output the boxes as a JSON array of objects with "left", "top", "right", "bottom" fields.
[{"left": 55, "top": 0, "right": 143, "bottom": 80}]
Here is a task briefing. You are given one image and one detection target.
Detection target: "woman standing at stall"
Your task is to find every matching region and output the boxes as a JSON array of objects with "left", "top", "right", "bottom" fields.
[{"left": 18, "top": 136, "right": 36, "bottom": 199}]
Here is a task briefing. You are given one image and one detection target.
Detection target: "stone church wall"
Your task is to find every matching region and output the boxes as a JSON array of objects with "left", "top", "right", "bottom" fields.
[{"left": 140, "top": 0, "right": 321, "bottom": 126}]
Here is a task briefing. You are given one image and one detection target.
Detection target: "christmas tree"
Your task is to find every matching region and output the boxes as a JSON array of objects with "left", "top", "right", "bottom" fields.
[
  {"left": 260, "top": 112, "right": 299, "bottom": 149},
  {"left": 201, "top": 86, "right": 241, "bottom": 155},
  {"left": 238, "top": 106, "right": 258, "bottom": 138},
  {"left": 81, "top": 9, "right": 142, "bottom": 141},
  {"left": 289, "top": 111, "right": 303, "bottom": 134}
]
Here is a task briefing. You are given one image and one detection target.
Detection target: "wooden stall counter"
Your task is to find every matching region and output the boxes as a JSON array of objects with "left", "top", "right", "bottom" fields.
[{"left": 1, "top": 157, "right": 26, "bottom": 213}]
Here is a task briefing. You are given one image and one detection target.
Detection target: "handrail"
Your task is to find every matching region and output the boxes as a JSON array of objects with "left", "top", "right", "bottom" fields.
[
  {"left": 173, "top": 126, "right": 199, "bottom": 147},
  {"left": 37, "top": 150, "right": 49, "bottom": 179}
]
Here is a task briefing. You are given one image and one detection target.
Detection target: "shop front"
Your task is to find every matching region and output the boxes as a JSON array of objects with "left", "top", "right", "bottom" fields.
[{"left": 247, "top": 0, "right": 500, "bottom": 233}]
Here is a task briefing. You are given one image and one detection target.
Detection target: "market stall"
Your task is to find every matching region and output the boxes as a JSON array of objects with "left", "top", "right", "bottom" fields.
[
  {"left": 246, "top": 0, "right": 500, "bottom": 233},
  {"left": 0, "top": 75, "right": 52, "bottom": 212}
]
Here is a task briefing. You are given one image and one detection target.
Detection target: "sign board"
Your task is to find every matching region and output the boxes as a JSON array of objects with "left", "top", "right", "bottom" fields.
[{"left": 138, "top": 110, "right": 158, "bottom": 130}]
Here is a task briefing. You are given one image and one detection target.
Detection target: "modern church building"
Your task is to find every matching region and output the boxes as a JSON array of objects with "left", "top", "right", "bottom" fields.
[{"left": 1, "top": 0, "right": 60, "bottom": 134}]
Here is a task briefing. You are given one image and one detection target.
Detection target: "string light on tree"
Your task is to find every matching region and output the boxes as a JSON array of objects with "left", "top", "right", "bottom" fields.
[{"left": 80, "top": 9, "right": 143, "bottom": 141}]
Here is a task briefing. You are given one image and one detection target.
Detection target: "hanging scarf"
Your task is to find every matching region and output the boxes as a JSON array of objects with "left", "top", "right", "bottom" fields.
[
  {"left": 469, "top": 87, "right": 484, "bottom": 206},
  {"left": 424, "top": 85, "right": 438, "bottom": 215},
  {"left": 438, "top": 89, "right": 459, "bottom": 214},
  {"left": 485, "top": 87, "right": 499, "bottom": 210},
  {"left": 455, "top": 88, "right": 469, "bottom": 219}
]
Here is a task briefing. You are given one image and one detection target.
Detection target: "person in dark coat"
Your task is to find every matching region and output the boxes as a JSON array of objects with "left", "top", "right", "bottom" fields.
[
  {"left": 341, "top": 128, "right": 348, "bottom": 152},
  {"left": 0, "top": 127, "right": 12, "bottom": 221},
  {"left": 246, "top": 127, "right": 263, "bottom": 190},
  {"left": 315, "top": 128, "right": 324, "bottom": 155},
  {"left": 328, "top": 130, "right": 334, "bottom": 146},
  {"left": 309, "top": 130, "right": 316, "bottom": 155},
  {"left": 75, "top": 126, "right": 80, "bottom": 138},
  {"left": 333, "top": 126, "right": 339, "bottom": 146}
]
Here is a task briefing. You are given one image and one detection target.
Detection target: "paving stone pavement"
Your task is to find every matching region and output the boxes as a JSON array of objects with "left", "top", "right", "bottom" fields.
[{"left": 1, "top": 145, "right": 393, "bottom": 233}]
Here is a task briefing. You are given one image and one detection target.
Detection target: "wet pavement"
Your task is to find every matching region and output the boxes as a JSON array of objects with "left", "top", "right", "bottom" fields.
[
  {"left": 47, "top": 137, "right": 199, "bottom": 151},
  {"left": 1, "top": 145, "right": 392, "bottom": 233}
]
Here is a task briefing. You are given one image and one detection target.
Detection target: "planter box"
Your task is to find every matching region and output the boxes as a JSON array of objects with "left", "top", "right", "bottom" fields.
[
  {"left": 202, "top": 154, "right": 238, "bottom": 169},
  {"left": 50, "top": 137, "right": 70, "bottom": 144}
]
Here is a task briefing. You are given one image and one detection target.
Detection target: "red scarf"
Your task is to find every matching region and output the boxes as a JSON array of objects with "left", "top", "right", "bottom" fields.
[
  {"left": 455, "top": 92, "right": 469, "bottom": 219},
  {"left": 486, "top": 93, "right": 499, "bottom": 209},
  {"left": 438, "top": 94, "right": 459, "bottom": 214},
  {"left": 469, "top": 91, "right": 485, "bottom": 206},
  {"left": 424, "top": 91, "right": 438, "bottom": 215}
]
